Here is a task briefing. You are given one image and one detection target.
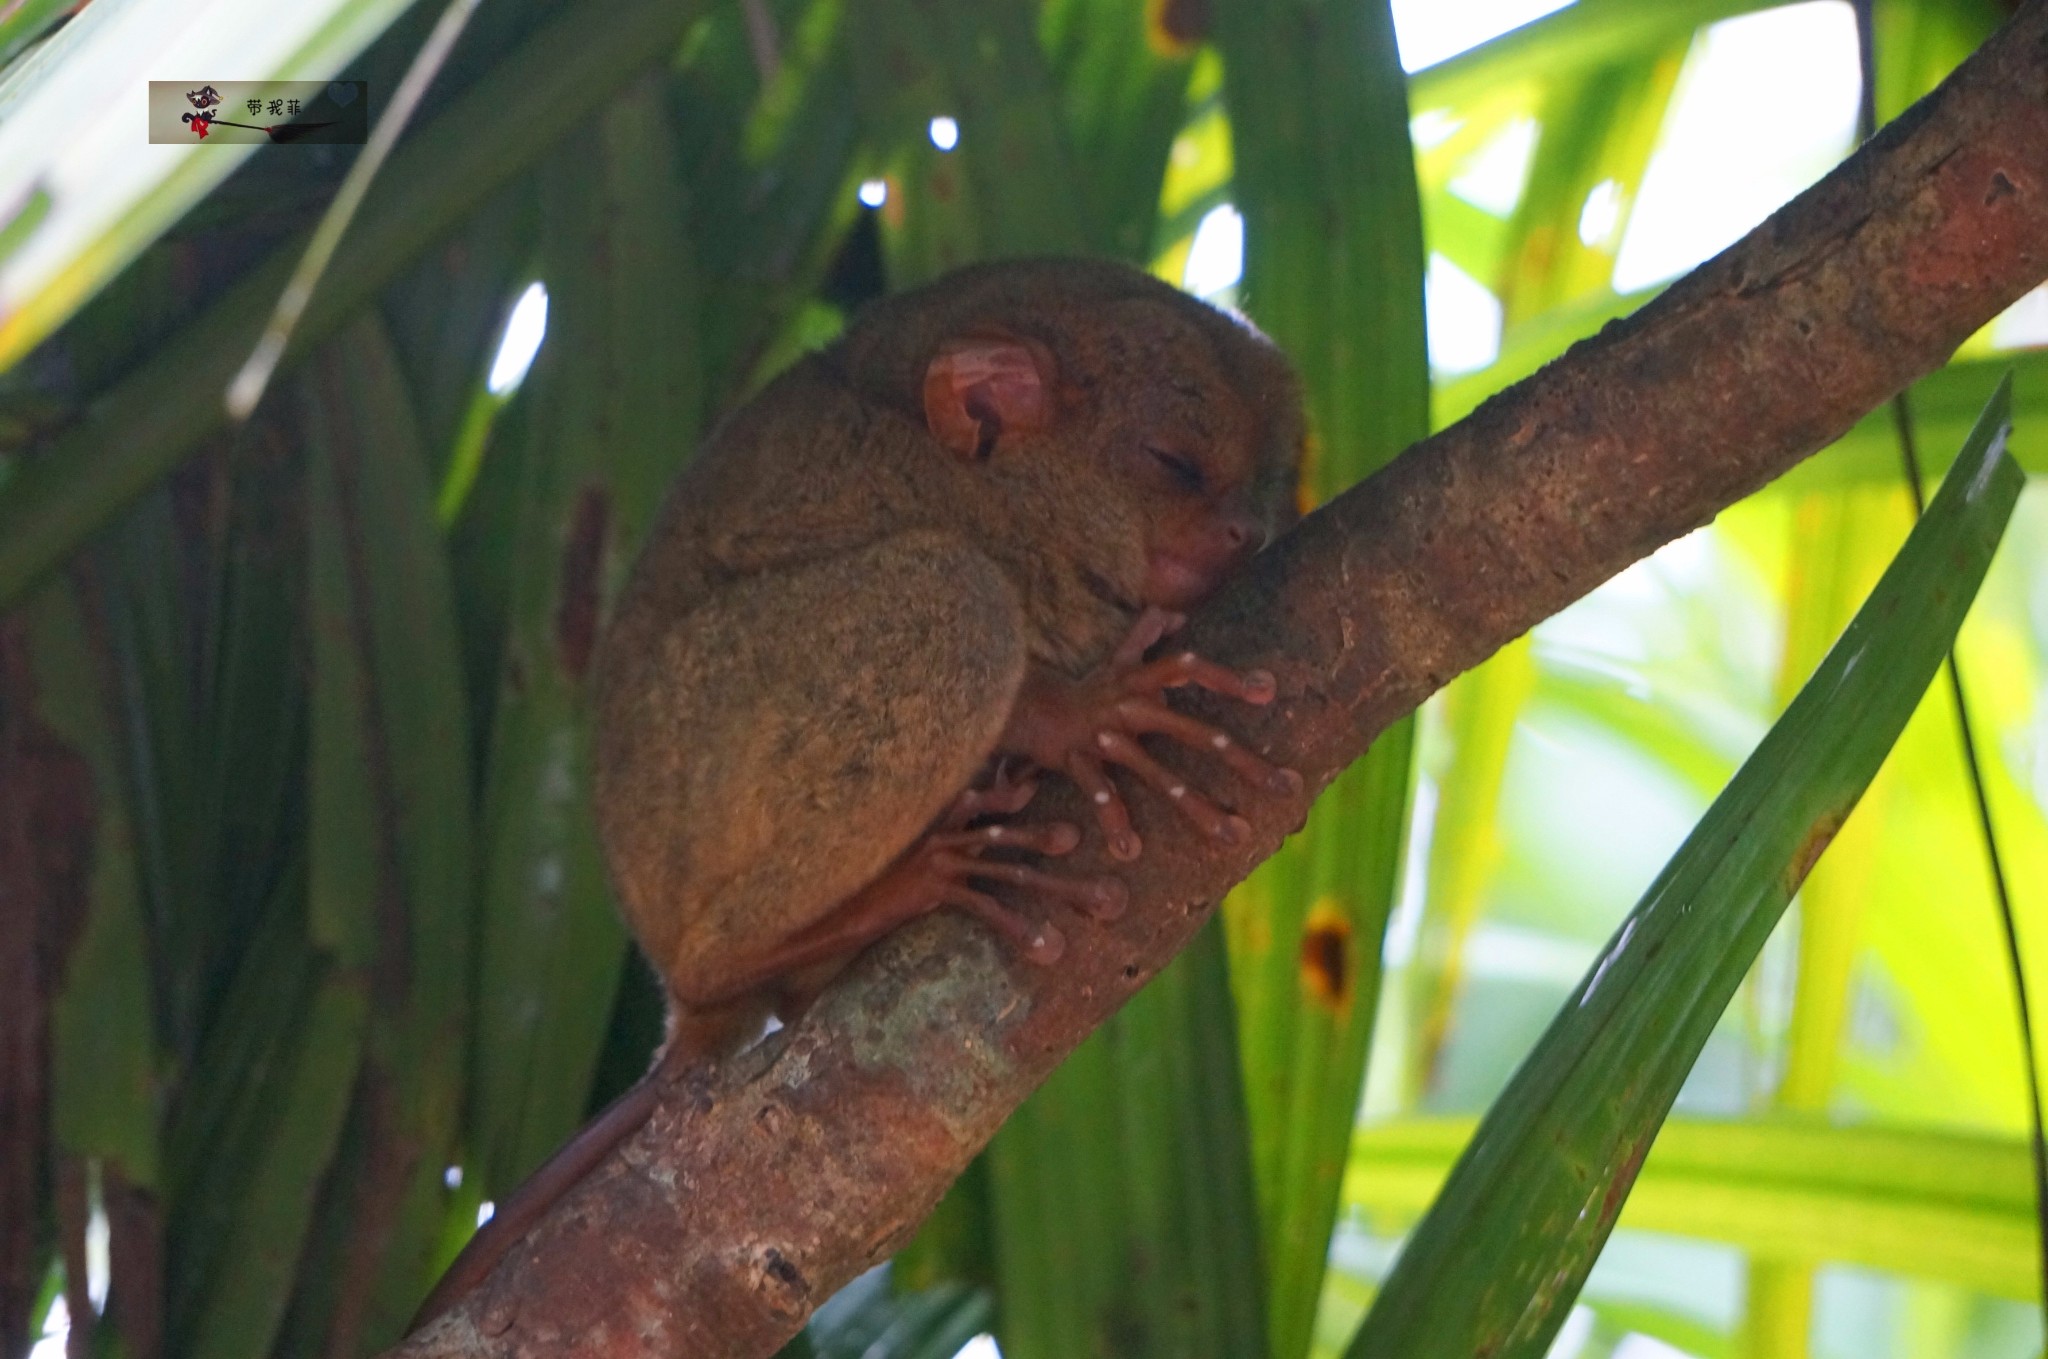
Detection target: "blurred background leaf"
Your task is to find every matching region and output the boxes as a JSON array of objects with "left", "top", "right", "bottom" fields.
[{"left": 1351, "top": 383, "right": 2021, "bottom": 1358}]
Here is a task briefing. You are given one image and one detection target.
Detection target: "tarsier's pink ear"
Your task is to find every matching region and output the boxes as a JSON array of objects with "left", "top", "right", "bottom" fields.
[{"left": 922, "top": 332, "right": 1057, "bottom": 460}]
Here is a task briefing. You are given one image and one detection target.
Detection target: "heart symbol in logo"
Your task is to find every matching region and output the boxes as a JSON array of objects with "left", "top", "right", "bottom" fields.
[{"left": 327, "top": 81, "right": 359, "bottom": 106}]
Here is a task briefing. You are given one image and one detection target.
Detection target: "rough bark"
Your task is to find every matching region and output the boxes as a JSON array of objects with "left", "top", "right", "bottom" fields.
[{"left": 391, "top": 4, "right": 2048, "bottom": 1356}]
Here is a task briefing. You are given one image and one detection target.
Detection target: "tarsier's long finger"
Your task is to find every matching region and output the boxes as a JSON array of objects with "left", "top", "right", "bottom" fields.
[
  {"left": 1125, "top": 650, "right": 1278, "bottom": 706},
  {"left": 945, "top": 884, "right": 1065, "bottom": 964},
  {"left": 963, "top": 857, "right": 1129, "bottom": 921},
  {"left": 1094, "top": 729, "right": 1251, "bottom": 846},
  {"left": 931, "top": 821, "right": 1082, "bottom": 857},
  {"left": 1110, "top": 607, "right": 1185, "bottom": 668},
  {"left": 1114, "top": 697, "right": 1305, "bottom": 797},
  {"left": 1064, "top": 750, "right": 1141, "bottom": 861}
]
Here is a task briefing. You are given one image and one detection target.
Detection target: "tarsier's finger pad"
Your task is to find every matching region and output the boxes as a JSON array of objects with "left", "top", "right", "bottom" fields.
[
  {"left": 948, "top": 886, "right": 1067, "bottom": 965},
  {"left": 1020, "top": 919, "right": 1066, "bottom": 964}
]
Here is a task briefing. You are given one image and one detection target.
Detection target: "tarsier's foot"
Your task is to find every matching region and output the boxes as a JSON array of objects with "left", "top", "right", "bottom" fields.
[
  {"left": 916, "top": 767, "right": 1128, "bottom": 966},
  {"left": 1004, "top": 606, "right": 1303, "bottom": 862},
  {"left": 716, "top": 769, "right": 1126, "bottom": 994}
]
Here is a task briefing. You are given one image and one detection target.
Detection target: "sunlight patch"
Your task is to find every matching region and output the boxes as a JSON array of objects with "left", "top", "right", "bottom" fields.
[
  {"left": 1448, "top": 116, "right": 1539, "bottom": 217},
  {"left": 1990, "top": 282, "right": 2048, "bottom": 350},
  {"left": 1411, "top": 108, "right": 1465, "bottom": 151},
  {"left": 29, "top": 1297, "right": 67, "bottom": 1359},
  {"left": 1578, "top": 178, "right": 1623, "bottom": 248},
  {"left": 1612, "top": 2, "right": 1860, "bottom": 293},
  {"left": 488, "top": 281, "right": 549, "bottom": 396},
  {"left": 1391, "top": 0, "right": 1575, "bottom": 72},
  {"left": 1426, "top": 252, "right": 1502, "bottom": 374},
  {"left": 1543, "top": 1305, "right": 1596, "bottom": 1358},
  {"left": 1183, "top": 203, "right": 1244, "bottom": 298}
]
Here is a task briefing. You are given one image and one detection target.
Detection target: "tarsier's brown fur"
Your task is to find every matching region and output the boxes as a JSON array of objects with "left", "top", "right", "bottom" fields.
[{"left": 413, "top": 257, "right": 1307, "bottom": 1327}]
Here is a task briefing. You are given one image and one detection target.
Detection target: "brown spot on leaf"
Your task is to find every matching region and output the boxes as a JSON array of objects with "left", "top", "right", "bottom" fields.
[
  {"left": 1784, "top": 807, "right": 1848, "bottom": 895},
  {"left": 1296, "top": 430, "right": 1323, "bottom": 516},
  {"left": 1988, "top": 170, "right": 2017, "bottom": 204},
  {"left": 555, "top": 486, "right": 610, "bottom": 684},
  {"left": 1298, "top": 901, "right": 1352, "bottom": 1012},
  {"left": 1600, "top": 1132, "right": 1655, "bottom": 1226},
  {"left": 1146, "top": 0, "right": 1210, "bottom": 56}
]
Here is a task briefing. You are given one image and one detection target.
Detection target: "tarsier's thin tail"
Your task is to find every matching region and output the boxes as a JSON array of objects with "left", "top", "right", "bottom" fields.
[
  {"left": 407, "top": 1067, "right": 670, "bottom": 1332},
  {"left": 405, "top": 997, "right": 769, "bottom": 1334}
]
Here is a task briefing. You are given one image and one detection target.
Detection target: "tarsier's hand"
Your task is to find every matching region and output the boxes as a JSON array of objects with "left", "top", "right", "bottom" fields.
[{"left": 1001, "top": 607, "right": 1304, "bottom": 862}]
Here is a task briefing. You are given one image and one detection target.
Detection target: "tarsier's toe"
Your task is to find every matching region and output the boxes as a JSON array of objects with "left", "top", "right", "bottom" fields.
[
  {"left": 951, "top": 885, "right": 1069, "bottom": 966},
  {"left": 1022, "top": 920, "right": 1066, "bottom": 965},
  {"left": 1074, "top": 875, "right": 1129, "bottom": 920}
]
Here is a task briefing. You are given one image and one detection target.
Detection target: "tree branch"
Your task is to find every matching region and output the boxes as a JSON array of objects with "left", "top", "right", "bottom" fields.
[{"left": 391, "top": 5, "right": 2048, "bottom": 1355}]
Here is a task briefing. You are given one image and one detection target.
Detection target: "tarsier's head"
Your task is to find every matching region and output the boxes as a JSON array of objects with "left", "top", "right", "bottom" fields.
[{"left": 846, "top": 258, "right": 1307, "bottom": 614}]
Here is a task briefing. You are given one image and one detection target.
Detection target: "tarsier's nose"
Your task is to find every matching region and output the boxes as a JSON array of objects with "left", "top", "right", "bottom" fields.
[{"left": 1222, "top": 510, "right": 1267, "bottom": 556}]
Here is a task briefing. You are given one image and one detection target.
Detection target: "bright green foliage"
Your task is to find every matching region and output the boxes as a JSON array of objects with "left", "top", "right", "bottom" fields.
[
  {"left": 1350, "top": 1115, "right": 2043, "bottom": 1302},
  {"left": 1351, "top": 384, "right": 2022, "bottom": 1358},
  {"left": 1344, "top": 6, "right": 2048, "bottom": 1358}
]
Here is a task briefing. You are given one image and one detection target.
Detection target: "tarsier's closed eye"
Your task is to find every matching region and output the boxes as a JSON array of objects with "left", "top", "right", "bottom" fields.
[{"left": 1148, "top": 445, "right": 1205, "bottom": 492}]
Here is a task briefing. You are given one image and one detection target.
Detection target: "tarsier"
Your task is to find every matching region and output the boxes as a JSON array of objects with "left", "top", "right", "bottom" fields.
[{"left": 414, "top": 256, "right": 1307, "bottom": 1325}]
